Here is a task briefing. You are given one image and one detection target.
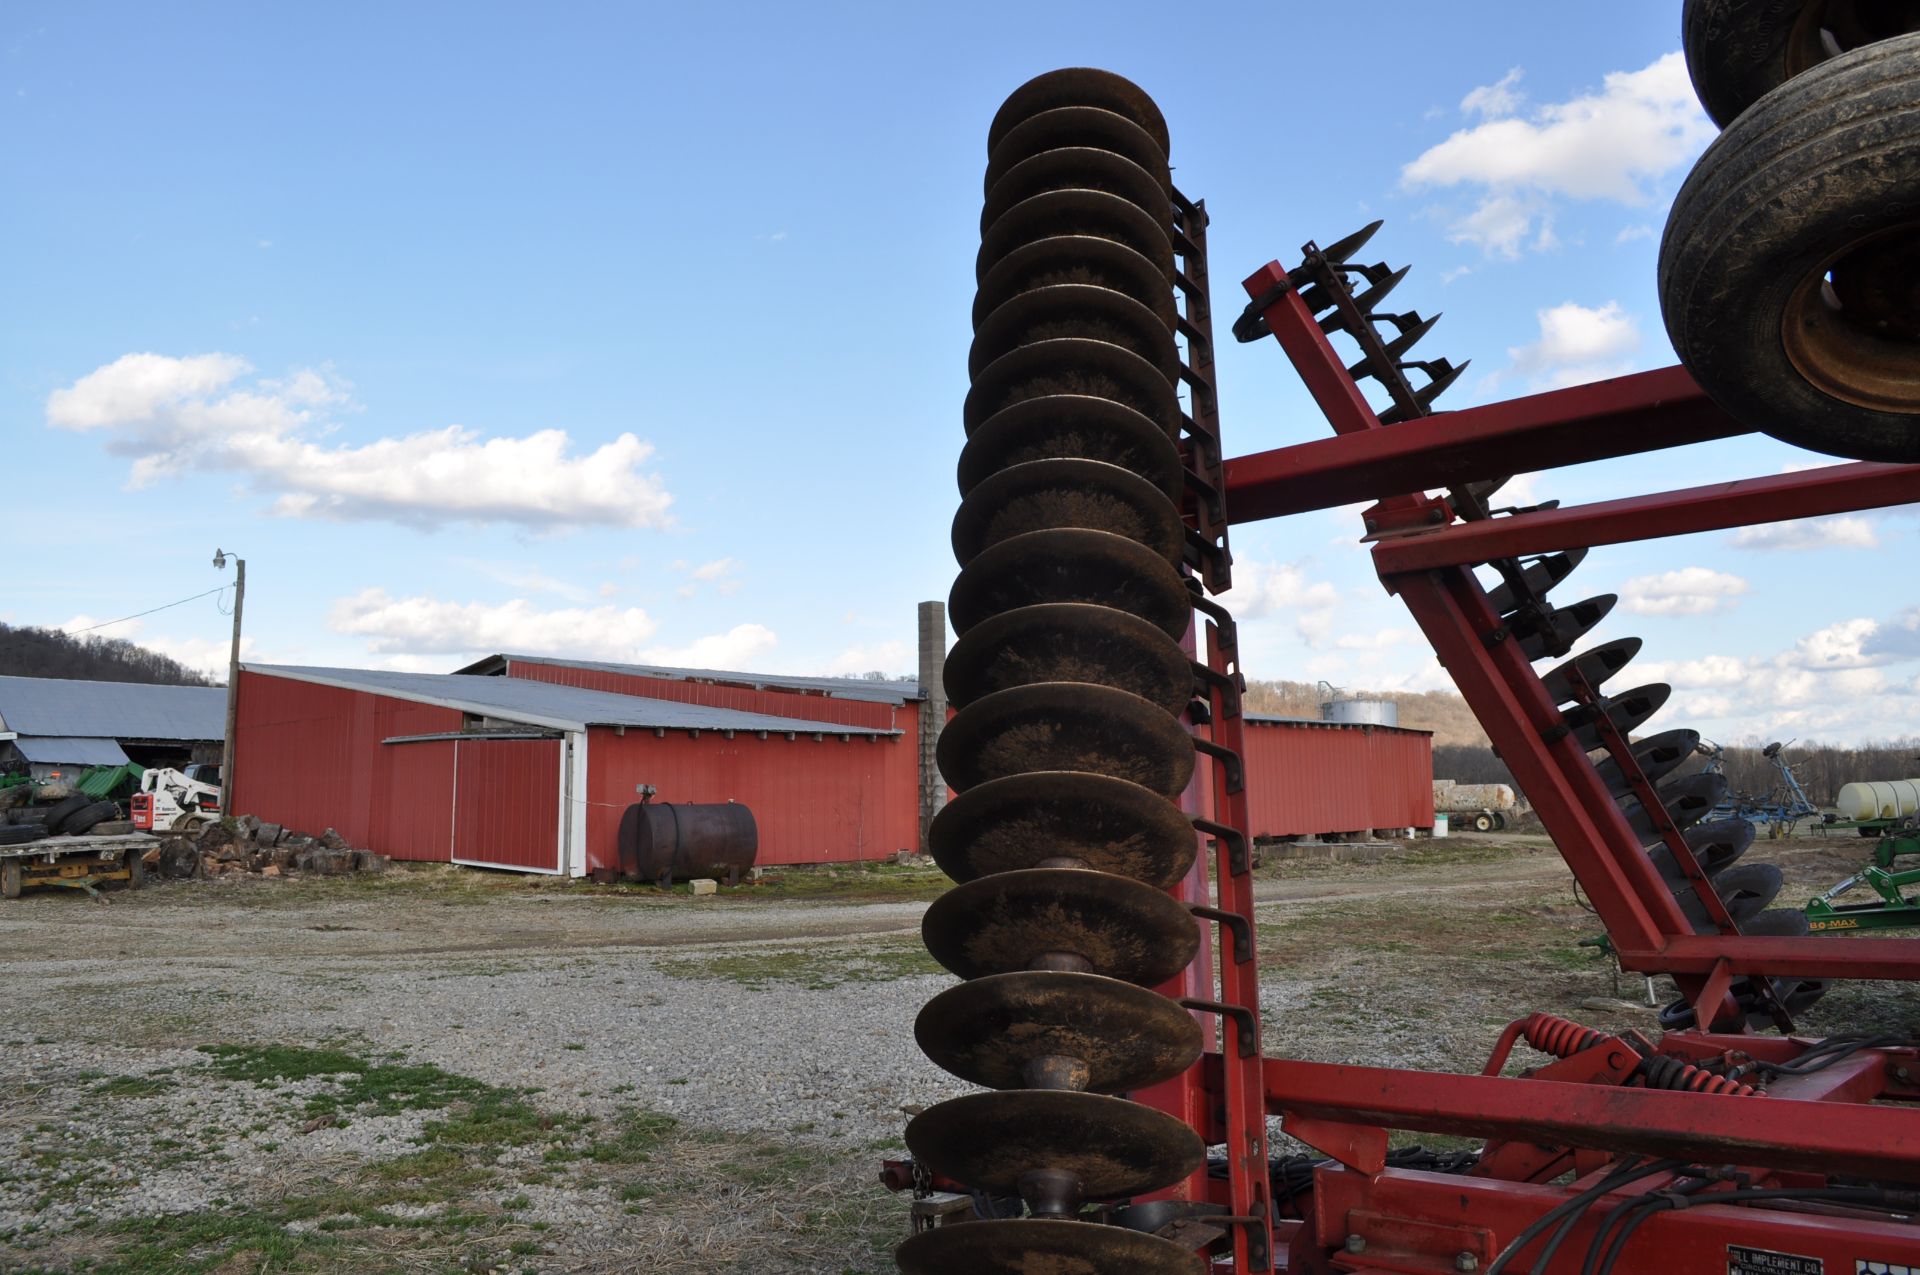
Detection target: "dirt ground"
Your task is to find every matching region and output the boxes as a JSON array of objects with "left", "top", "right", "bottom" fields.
[{"left": 1, "top": 832, "right": 1912, "bottom": 1273}]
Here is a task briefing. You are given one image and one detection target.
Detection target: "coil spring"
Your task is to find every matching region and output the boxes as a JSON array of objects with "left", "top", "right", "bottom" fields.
[
  {"left": 1636, "top": 1053, "right": 1759, "bottom": 1097},
  {"left": 1521, "top": 1012, "right": 1610, "bottom": 1059}
]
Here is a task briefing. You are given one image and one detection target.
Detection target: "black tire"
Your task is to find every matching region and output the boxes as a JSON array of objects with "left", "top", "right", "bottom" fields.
[
  {"left": 1491, "top": 812, "right": 1508, "bottom": 831},
  {"left": 0, "top": 825, "right": 44, "bottom": 845},
  {"left": 42, "top": 794, "right": 91, "bottom": 834},
  {"left": 1683, "top": 0, "right": 1920, "bottom": 128},
  {"left": 125, "top": 848, "right": 146, "bottom": 889},
  {"left": 1, "top": 860, "right": 19, "bottom": 899},
  {"left": 1661, "top": 34, "right": 1920, "bottom": 462},
  {"left": 61, "top": 801, "right": 119, "bottom": 836}
]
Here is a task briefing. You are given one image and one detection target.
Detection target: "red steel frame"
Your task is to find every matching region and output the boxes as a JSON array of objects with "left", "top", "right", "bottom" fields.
[{"left": 1199, "top": 254, "right": 1920, "bottom": 1268}]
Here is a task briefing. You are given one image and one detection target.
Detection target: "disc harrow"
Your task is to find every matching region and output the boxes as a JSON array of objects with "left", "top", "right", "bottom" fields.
[
  {"left": 900, "top": 67, "right": 1211, "bottom": 1275},
  {"left": 1262, "top": 222, "right": 1825, "bottom": 1029}
]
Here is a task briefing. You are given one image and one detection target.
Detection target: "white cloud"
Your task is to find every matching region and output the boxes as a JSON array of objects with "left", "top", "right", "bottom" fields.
[
  {"left": 826, "top": 640, "right": 911, "bottom": 678},
  {"left": 1505, "top": 301, "right": 1641, "bottom": 389},
  {"left": 1782, "top": 618, "right": 1888, "bottom": 671},
  {"left": 49, "top": 352, "right": 673, "bottom": 530},
  {"left": 641, "top": 623, "right": 778, "bottom": 670},
  {"left": 1232, "top": 559, "right": 1341, "bottom": 647},
  {"left": 1729, "top": 515, "right": 1880, "bottom": 551},
  {"left": 1461, "top": 68, "right": 1525, "bottom": 119},
  {"left": 1615, "top": 224, "right": 1655, "bottom": 245},
  {"left": 1402, "top": 52, "right": 1715, "bottom": 257},
  {"left": 1334, "top": 628, "right": 1421, "bottom": 651},
  {"left": 328, "top": 589, "right": 660, "bottom": 658},
  {"left": 1865, "top": 607, "right": 1920, "bottom": 662},
  {"left": 690, "top": 557, "right": 737, "bottom": 581},
  {"left": 1620, "top": 567, "right": 1749, "bottom": 617}
]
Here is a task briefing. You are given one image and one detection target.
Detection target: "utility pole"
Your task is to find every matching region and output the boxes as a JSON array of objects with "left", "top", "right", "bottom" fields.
[{"left": 214, "top": 550, "right": 245, "bottom": 817}]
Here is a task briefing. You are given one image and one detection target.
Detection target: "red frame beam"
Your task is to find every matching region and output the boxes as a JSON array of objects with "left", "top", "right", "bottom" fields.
[
  {"left": 1222, "top": 364, "right": 1749, "bottom": 521},
  {"left": 1262, "top": 1057, "right": 1920, "bottom": 1182},
  {"left": 1371, "top": 460, "right": 1920, "bottom": 571}
]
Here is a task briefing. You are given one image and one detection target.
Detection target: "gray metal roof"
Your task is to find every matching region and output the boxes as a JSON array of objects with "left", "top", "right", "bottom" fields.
[
  {"left": 244, "top": 665, "right": 900, "bottom": 736},
  {"left": 457, "top": 654, "right": 923, "bottom": 706},
  {"left": 0, "top": 675, "right": 226, "bottom": 743},
  {"left": 11, "top": 736, "right": 132, "bottom": 766},
  {"left": 1245, "top": 712, "right": 1431, "bottom": 736}
]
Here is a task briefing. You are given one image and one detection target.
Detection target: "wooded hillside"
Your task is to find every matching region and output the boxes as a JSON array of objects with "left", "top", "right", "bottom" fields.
[
  {"left": 1244, "top": 678, "right": 1490, "bottom": 747},
  {"left": 0, "top": 623, "right": 217, "bottom": 686}
]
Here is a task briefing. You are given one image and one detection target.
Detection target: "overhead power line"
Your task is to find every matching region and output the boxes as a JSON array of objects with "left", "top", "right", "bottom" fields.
[{"left": 61, "top": 586, "right": 229, "bottom": 635}]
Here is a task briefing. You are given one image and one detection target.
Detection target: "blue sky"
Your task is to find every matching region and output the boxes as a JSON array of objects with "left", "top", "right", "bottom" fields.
[{"left": 3, "top": 2, "right": 1915, "bottom": 744}]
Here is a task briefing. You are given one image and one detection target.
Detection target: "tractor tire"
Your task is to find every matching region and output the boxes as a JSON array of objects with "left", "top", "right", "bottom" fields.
[
  {"left": 1, "top": 860, "right": 20, "bottom": 899},
  {"left": 124, "top": 847, "right": 146, "bottom": 890},
  {"left": 0, "top": 824, "right": 44, "bottom": 846},
  {"left": 62, "top": 801, "right": 119, "bottom": 836},
  {"left": 42, "top": 794, "right": 92, "bottom": 834},
  {"left": 1472, "top": 813, "right": 1495, "bottom": 834},
  {"left": 1683, "top": 0, "right": 1920, "bottom": 128},
  {"left": 1660, "top": 33, "right": 1920, "bottom": 463}
]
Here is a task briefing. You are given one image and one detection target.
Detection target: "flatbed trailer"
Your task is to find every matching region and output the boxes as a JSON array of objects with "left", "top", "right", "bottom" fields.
[{"left": 0, "top": 833, "right": 156, "bottom": 899}]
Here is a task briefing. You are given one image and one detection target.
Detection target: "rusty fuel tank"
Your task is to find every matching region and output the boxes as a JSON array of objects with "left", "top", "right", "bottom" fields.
[{"left": 614, "top": 801, "right": 758, "bottom": 886}]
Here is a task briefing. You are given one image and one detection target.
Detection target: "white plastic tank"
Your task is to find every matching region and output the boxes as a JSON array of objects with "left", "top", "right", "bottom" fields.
[{"left": 1837, "top": 779, "right": 1920, "bottom": 821}]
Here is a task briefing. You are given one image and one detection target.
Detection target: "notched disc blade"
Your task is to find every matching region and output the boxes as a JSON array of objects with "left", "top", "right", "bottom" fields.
[
  {"left": 1485, "top": 548, "right": 1589, "bottom": 615},
  {"left": 1627, "top": 770, "right": 1727, "bottom": 845},
  {"left": 914, "top": 971, "right": 1202, "bottom": 1092},
  {"left": 939, "top": 682, "right": 1195, "bottom": 796},
  {"left": 905, "top": 1090, "right": 1204, "bottom": 1200},
  {"left": 952, "top": 459, "right": 1184, "bottom": 569},
  {"left": 944, "top": 603, "right": 1192, "bottom": 715},
  {"left": 1563, "top": 682, "right": 1670, "bottom": 751},
  {"left": 1514, "top": 594, "right": 1616, "bottom": 662},
  {"left": 1539, "top": 637, "right": 1643, "bottom": 705},
  {"left": 1648, "top": 818, "right": 1757, "bottom": 883},
  {"left": 979, "top": 189, "right": 1175, "bottom": 284},
  {"left": 949, "top": 529, "right": 1191, "bottom": 640},
  {"left": 896, "top": 1217, "right": 1204, "bottom": 1275},
  {"left": 922, "top": 867, "right": 1200, "bottom": 985},
  {"left": 971, "top": 284, "right": 1179, "bottom": 383},
  {"left": 930, "top": 771, "right": 1196, "bottom": 888},
  {"left": 988, "top": 67, "right": 1170, "bottom": 155},
  {"left": 982, "top": 148, "right": 1171, "bottom": 244},
  {"left": 960, "top": 395, "right": 1183, "bottom": 505},
  {"left": 974, "top": 236, "right": 1176, "bottom": 333},
  {"left": 965, "top": 338, "right": 1180, "bottom": 436},
  {"left": 986, "top": 105, "right": 1170, "bottom": 195},
  {"left": 1592, "top": 728, "right": 1701, "bottom": 796}
]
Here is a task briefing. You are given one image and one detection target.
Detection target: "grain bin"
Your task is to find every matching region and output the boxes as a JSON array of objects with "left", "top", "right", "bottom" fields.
[
  {"left": 1318, "top": 681, "right": 1399, "bottom": 727},
  {"left": 614, "top": 800, "right": 758, "bottom": 885},
  {"left": 1837, "top": 779, "right": 1920, "bottom": 822}
]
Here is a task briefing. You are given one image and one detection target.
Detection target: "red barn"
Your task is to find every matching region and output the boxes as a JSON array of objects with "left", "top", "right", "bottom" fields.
[
  {"left": 1240, "top": 714, "right": 1434, "bottom": 840},
  {"left": 231, "top": 664, "right": 914, "bottom": 874}
]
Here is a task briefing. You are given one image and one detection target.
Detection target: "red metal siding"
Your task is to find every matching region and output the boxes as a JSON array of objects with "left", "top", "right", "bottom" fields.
[
  {"left": 586, "top": 727, "right": 916, "bottom": 869},
  {"left": 1241, "top": 719, "right": 1434, "bottom": 838},
  {"left": 504, "top": 658, "right": 911, "bottom": 732},
  {"left": 454, "top": 738, "right": 563, "bottom": 870},
  {"left": 233, "top": 671, "right": 463, "bottom": 858}
]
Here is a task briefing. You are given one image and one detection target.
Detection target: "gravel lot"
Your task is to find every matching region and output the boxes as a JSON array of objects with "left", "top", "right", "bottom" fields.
[{"left": 1, "top": 836, "right": 1911, "bottom": 1273}]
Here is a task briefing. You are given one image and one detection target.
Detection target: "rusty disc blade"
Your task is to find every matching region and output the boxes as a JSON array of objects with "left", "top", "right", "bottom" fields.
[
  {"left": 971, "top": 285, "right": 1179, "bottom": 383},
  {"left": 938, "top": 682, "right": 1194, "bottom": 796},
  {"left": 979, "top": 189, "right": 1174, "bottom": 284},
  {"left": 982, "top": 148, "right": 1171, "bottom": 245},
  {"left": 1538, "top": 637, "right": 1643, "bottom": 705},
  {"left": 896, "top": 1217, "right": 1204, "bottom": 1275},
  {"left": 988, "top": 67, "right": 1170, "bottom": 156},
  {"left": 960, "top": 395, "right": 1182, "bottom": 505},
  {"left": 905, "top": 1090, "right": 1203, "bottom": 1200},
  {"left": 1676, "top": 861, "right": 1783, "bottom": 932},
  {"left": 1563, "top": 683, "right": 1671, "bottom": 752},
  {"left": 1485, "top": 548, "right": 1589, "bottom": 615},
  {"left": 944, "top": 604, "right": 1192, "bottom": 716},
  {"left": 930, "top": 771, "right": 1195, "bottom": 888},
  {"left": 975, "top": 235, "right": 1177, "bottom": 332},
  {"left": 1514, "top": 595, "right": 1616, "bottom": 662},
  {"left": 915, "top": 971, "right": 1202, "bottom": 1093},
  {"left": 1592, "top": 728, "right": 1701, "bottom": 797},
  {"left": 949, "top": 528, "right": 1191, "bottom": 640},
  {"left": 922, "top": 867, "right": 1200, "bottom": 984},
  {"left": 986, "top": 106, "right": 1169, "bottom": 195},
  {"left": 965, "top": 338, "right": 1180, "bottom": 436},
  {"left": 952, "top": 459, "right": 1184, "bottom": 568}
]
